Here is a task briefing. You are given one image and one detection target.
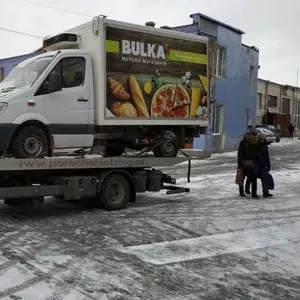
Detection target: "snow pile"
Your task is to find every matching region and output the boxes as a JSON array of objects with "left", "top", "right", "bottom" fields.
[
  {"left": 211, "top": 151, "right": 237, "bottom": 159},
  {"left": 271, "top": 138, "right": 299, "bottom": 147}
]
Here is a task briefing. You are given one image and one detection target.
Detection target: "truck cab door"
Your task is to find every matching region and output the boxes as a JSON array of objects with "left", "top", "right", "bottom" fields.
[{"left": 36, "top": 54, "right": 93, "bottom": 149}]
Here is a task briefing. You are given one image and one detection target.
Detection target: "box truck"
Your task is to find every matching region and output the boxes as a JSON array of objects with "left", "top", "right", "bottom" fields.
[{"left": 0, "top": 15, "right": 210, "bottom": 159}]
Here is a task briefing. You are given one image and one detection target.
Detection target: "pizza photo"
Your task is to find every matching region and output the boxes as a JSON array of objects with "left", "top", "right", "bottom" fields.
[{"left": 151, "top": 84, "right": 190, "bottom": 118}]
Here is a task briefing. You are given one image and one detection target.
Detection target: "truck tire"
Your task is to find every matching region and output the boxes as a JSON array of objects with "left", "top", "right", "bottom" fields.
[
  {"left": 12, "top": 126, "right": 48, "bottom": 158},
  {"left": 100, "top": 173, "right": 130, "bottom": 210},
  {"left": 153, "top": 130, "right": 179, "bottom": 157}
]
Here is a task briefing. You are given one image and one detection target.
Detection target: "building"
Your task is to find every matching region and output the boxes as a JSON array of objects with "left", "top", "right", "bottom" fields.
[
  {"left": 257, "top": 78, "right": 300, "bottom": 137},
  {"left": 173, "top": 13, "right": 259, "bottom": 152},
  {"left": 0, "top": 51, "right": 41, "bottom": 82}
]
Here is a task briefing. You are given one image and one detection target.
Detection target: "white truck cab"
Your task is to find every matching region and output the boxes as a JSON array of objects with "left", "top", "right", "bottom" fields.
[{"left": 0, "top": 49, "right": 95, "bottom": 158}]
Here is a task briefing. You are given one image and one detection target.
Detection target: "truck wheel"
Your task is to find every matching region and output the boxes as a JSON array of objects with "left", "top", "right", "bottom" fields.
[
  {"left": 13, "top": 126, "right": 48, "bottom": 158},
  {"left": 100, "top": 174, "right": 130, "bottom": 210},
  {"left": 153, "top": 130, "right": 179, "bottom": 157}
]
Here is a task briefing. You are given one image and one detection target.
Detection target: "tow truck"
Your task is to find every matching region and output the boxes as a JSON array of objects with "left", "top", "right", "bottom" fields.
[{"left": 0, "top": 153, "right": 195, "bottom": 210}]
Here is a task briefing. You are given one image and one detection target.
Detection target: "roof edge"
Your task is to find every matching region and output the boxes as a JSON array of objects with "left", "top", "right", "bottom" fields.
[
  {"left": 0, "top": 49, "right": 42, "bottom": 62},
  {"left": 258, "top": 78, "right": 300, "bottom": 90},
  {"left": 190, "top": 13, "right": 245, "bottom": 35},
  {"left": 242, "top": 43, "right": 259, "bottom": 52}
]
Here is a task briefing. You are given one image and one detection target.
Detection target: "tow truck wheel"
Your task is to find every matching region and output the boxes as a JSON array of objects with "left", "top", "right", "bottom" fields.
[
  {"left": 100, "top": 173, "right": 130, "bottom": 210},
  {"left": 153, "top": 130, "right": 179, "bottom": 157},
  {"left": 13, "top": 126, "right": 48, "bottom": 158}
]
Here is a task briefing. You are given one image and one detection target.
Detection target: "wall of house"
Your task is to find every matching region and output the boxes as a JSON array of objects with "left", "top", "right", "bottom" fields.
[
  {"left": 0, "top": 52, "right": 39, "bottom": 82},
  {"left": 212, "top": 25, "right": 259, "bottom": 151},
  {"left": 174, "top": 15, "right": 259, "bottom": 152},
  {"left": 256, "top": 79, "right": 300, "bottom": 136}
]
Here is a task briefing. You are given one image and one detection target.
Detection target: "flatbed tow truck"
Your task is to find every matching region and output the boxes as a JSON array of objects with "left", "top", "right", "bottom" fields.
[{"left": 0, "top": 154, "right": 195, "bottom": 210}]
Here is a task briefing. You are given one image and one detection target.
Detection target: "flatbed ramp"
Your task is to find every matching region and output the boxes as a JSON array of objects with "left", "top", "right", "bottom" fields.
[{"left": 0, "top": 156, "right": 194, "bottom": 210}]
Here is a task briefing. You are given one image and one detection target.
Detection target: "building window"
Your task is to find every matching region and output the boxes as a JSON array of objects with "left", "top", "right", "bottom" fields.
[
  {"left": 215, "top": 46, "right": 226, "bottom": 77},
  {"left": 0, "top": 67, "right": 4, "bottom": 82},
  {"left": 282, "top": 98, "right": 290, "bottom": 114},
  {"left": 249, "top": 66, "right": 254, "bottom": 87},
  {"left": 213, "top": 105, "right": 223, "bottom": 133},
  {"left": 246, "top": 108, "right": 252, "bottom": 128},
  {"left": 268, "top": 95, "right": 278, "bottom": 108},
  {"left": 50, "top": 57, "right": 86, "bottom": 89},
  {"left": 256, "top": 93, "right": 262, "bottom": 109},
  {"left": 295, "top": 102, "right": 300, "bottom": 129},
  {"left": 282, "top": 86, "right": 288, "bottom": 96}
]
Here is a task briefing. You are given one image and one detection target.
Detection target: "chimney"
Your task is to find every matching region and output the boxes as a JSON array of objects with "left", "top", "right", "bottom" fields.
[{"left": 145, "top": 21, "right": 155, "bottom": 27}]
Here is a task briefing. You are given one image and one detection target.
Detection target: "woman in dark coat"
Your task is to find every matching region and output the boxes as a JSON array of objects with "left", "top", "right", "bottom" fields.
[
  {"left": 245, "top": 134, "right": 273, "bottom": 197},
  {"left": 237, "top": 127, "right": 260, "bottom": 198}
]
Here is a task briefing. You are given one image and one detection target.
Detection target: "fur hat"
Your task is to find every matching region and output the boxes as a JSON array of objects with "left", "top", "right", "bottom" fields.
[
  {"left": 258, "top": 133, "right": 267, "bottom": 141},
  {"left": 247, "top": 126, "right": 258, "bottom": 134}
]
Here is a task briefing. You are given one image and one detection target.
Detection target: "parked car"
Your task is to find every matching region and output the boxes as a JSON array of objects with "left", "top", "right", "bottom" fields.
[
  {"left": 255, "top": 127, "right": 276, "bottom": 144},
  {"left": 256, "top": 124, "right": 281, "bottom": 142}
]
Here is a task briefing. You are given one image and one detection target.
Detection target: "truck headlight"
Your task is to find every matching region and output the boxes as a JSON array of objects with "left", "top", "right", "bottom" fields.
[{"left": 0, "top": 102, "right": 8, "bottom": 114}]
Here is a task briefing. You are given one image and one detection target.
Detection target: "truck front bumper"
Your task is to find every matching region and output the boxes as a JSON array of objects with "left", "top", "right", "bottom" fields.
[{"left": 0, "top": 124, "right": 17, "bottom": 152}]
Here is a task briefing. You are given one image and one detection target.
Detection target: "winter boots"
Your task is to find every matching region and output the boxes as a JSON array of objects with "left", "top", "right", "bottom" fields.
[
  {"left": 239, "top": 185, "right": 260, "bottom": 198},
  {"left": 239, "top": 185, "right": 246, "bottom": 197},
  {"left": 263, "top": 193, "right": 273, "bottom": 198}
]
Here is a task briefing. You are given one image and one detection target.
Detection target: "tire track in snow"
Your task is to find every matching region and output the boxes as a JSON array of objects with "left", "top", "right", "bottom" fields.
[{"left": 119, "top": 221, "right": 300, "bottom": 266}]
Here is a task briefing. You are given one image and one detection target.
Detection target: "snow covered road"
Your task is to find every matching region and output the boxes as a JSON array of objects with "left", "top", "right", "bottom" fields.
[{"left": 0, "top": 138, "right": 300, "bottom": 299}]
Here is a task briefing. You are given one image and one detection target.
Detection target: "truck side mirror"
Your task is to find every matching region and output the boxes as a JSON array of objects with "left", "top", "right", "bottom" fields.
[{"left": 46, "top": 73, "right": 60, "bottom": 94}]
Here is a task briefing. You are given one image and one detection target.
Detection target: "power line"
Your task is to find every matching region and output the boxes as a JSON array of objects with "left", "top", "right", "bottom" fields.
[
  {"left": 0, "top": 27, "right": 44, "bottom": 39},
  {"left": 18, "top": 0, "right": 92, "bottom": 18},
  {"left": 0, "top": 1, "right": 95, "bottom": 39}
]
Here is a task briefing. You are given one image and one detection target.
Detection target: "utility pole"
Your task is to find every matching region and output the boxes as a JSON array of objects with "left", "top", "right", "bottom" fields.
[{"left": 296, "top": 70, "right": 299, "bottom": 127}]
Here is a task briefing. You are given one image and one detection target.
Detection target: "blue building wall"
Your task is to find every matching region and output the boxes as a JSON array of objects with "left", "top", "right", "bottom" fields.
[
  {"left": 173, "top": 14, "right": 259, "bottom": 152},
  {"left": 214, "top": 26, "right": 259, "bottom": 150},
  {"left": 0, "top": 52, "right": 40, "bottom": 80}
]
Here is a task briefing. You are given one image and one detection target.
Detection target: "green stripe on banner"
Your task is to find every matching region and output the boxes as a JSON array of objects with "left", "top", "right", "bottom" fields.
[
  {"left": 105, "top": 40, "right": 120, "bottom": 53},
  {"left": 169, "top": 50, "right": 207, "bottom": 64}
]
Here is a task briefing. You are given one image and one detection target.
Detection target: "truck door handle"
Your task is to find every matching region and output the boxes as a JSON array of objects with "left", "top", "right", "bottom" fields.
[{"left": 77, "top": 98, "right": 88, "bottom": 102}]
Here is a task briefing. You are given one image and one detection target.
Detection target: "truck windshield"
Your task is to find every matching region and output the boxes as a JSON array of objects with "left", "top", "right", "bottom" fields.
[{"left": 0, "top": 55, "right": 54, "bottom": 91}]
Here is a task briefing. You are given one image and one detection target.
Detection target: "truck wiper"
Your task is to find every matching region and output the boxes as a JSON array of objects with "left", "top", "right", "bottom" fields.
[{"left": 1, "top": 86, "right": 17, "bottom": 92}]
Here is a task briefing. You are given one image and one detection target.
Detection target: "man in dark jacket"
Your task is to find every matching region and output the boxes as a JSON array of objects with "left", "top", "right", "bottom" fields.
[
  {"left": 245, "top": 133, "right": 273, "bottom": 197},
  {"left": 288, "top": 123, "right": 295, "bottom": 139},
  {"left": 237, "top": 127, "right": 260, "bottom": 198}
]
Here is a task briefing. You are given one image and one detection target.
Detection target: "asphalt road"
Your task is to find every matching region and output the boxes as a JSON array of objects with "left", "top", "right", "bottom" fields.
[{"left": 0, "top": 138, "right": 299, "bottom": 300}]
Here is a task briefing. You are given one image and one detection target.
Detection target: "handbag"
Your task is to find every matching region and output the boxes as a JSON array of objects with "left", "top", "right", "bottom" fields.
[
  {"left": 235, "top": 168, "right": 244, "bottom": 186},
  {"left": 267, "top": 173, "right": 274, "bottom": 190}
]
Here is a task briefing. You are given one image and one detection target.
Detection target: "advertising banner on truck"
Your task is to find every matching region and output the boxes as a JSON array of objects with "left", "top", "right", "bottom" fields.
[{"left": 105, "top": 26, "right": 209, "bottom": 122}]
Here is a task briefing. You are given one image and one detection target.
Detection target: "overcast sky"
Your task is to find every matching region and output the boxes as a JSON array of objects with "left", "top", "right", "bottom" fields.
[{"left": 1, "top": 0, "right": 299, "bottom": 86}]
